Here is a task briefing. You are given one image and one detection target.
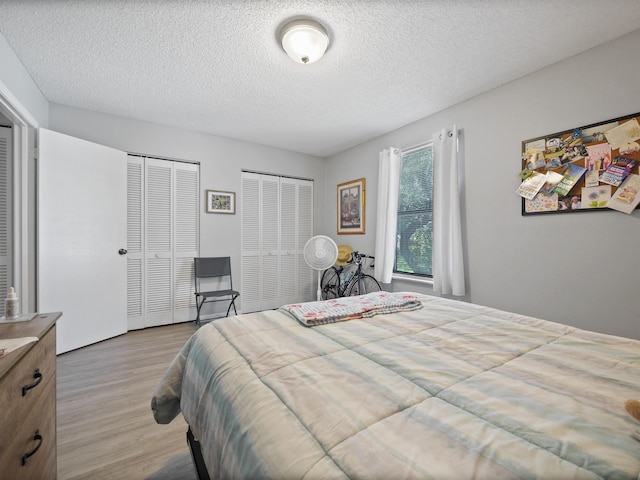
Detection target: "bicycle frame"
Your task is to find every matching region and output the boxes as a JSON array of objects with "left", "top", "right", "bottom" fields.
[{"left": 321, "top": 251, "right": 378, "bottom": 299}]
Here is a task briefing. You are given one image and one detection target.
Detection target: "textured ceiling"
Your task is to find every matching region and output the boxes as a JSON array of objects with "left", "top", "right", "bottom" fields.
[{"left": 1, "top": 1, "right": 640, "bottom": 157}]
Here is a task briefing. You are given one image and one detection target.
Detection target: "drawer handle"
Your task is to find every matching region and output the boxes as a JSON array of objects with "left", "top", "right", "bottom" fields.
[
  {"left": 21, "top": 430, "right": 43, "bottom": 466},
  {"left": 22, "top": 369, "right": 43, "bottom": 396}
]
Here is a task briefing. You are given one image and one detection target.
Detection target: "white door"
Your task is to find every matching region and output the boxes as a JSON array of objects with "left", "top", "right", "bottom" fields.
[
  {"left": 144, "top": 158, "right": 174, "bottom": 327},
  {"left": 260, "top": 175, "right": 281, "bottom": 310},
  {"left": 240, "top": 173, "right": 260, "bottom": 312},
  {"left": 127, "top": 156, "right": 198, "bottom": 329},
  {"left": 126, "top": 156, "right": 145, "bottom": 330},
  {"left": 241, "top": 173, "right": 314, "bottom": 312},
  {"left": 38, "top": 128, "right": 127, "bottom": 354},
  {"left": 279, "top": 177, "right": 314, "bottom": 305},
  {"left": 296, "top": 180, "right": 314, "bottom": 301},
  {"left": 173, "top": 162, "right": 199, "bottom": 323}
]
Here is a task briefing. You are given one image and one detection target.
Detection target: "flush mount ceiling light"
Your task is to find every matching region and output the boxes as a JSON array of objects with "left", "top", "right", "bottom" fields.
[{"left": 279, "top": 19, "right": 329, "bottom": 64}]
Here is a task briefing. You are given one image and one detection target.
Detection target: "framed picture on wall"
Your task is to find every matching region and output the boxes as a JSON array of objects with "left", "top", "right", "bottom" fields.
[
  {"left": 206, "top": 190, "right": 235, "bottom": 214},
  {"left": 337, "top": 178, "right": 365, "bottom": 234}
]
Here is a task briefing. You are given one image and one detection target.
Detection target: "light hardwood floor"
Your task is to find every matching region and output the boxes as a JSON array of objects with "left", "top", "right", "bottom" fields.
[{"left": 56, "top": 322, "right": 200, "bottom": 480}]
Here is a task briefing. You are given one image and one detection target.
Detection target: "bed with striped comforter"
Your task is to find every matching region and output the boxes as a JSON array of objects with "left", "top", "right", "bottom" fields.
[{"left": 152, "top": 293, "right": 640, "bottom": 479}]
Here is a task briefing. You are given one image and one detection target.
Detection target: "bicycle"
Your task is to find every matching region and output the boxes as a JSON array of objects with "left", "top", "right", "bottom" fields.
[{"left": 320, "top": 251, "right": 381, "bottom": 299}]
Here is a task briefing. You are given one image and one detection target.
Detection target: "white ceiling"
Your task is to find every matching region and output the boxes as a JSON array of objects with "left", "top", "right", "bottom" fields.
[{"left": 1, "top": 1, "right": 640, "bottom": 157}]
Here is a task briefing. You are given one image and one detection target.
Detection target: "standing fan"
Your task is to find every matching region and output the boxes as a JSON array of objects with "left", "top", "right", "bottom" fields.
[{"left": 303, "top": 235, "right": 339, "bottom": 300}]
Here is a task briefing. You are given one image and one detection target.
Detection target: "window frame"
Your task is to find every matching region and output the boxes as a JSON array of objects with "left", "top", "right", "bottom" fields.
[
  {"left": 393, "top": 141, "right": 434, "bottom": 280},
  {"left": 0, "top": 86, "right": 36, "bottom": 313}
]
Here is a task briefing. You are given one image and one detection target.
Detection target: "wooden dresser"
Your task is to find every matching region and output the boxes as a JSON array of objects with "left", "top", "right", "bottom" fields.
[{"left": 0, "top": 313, "right": 61, "bottom": 479}]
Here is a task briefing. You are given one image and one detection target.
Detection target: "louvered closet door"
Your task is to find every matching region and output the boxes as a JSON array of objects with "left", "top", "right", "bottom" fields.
[
  {"left": 126, "top": 156, "right": 145, "bottom": 330},
  {"left": 127, "top": 156, "right": 199, "bottom": 329},
  {"left": 241, "top": 173, "right": 314, "bottom": 312},
  {"left": 241, "top": 172, "right": 280, "bottom": 311},
  {"left": 297, "top": 180, "right": 314, "bottom": 301},
  {"left": 280, "top": 177, "right": 314, "bottom": 304},
  {"left": 0, "top": 127, "right": 9, "bottom": 301},
  {"left": 260, "top": 175, "right": 281, "bottom": 310},
  {"left": 173, "top": 162, "right": 199, "bottom": 323},
  {"left": 279, "top": 179, "right": 297, "bottom": 305},
  {"left": 240, "top": 173, "right": 261, "bottom": 312},
  {"left": 145, "top": 158, "right": 174, "bottom": 327}
]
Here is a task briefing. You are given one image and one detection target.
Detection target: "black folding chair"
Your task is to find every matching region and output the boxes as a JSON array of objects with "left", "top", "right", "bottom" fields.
[{"left": 193, "top": 257, "right": 239, "bottom": 325}]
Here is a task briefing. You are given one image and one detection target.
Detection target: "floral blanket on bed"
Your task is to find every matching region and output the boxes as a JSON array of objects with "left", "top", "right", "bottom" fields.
[{"left": 280, "top": 291, "right": 423, "bottom": 326}]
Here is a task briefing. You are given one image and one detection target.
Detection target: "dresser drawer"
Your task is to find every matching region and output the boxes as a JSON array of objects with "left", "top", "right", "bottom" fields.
[
  {"left": 0, "top": 375, "right": 56, "bottom": 479},
  {"left": 0, "top": 326, "right": 56, "bottom": 455}
]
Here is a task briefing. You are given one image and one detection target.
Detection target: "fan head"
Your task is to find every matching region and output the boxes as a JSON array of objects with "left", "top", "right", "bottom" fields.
[{"left": 303, "top": 235, "right": 338, "bottom": 270}]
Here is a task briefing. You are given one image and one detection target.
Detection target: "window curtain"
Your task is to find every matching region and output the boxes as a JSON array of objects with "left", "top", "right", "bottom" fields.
[
  {"left": 432, "top": 125, "right": 465, "bottom": 296},
  {"left": 374, "top": 147, "right": 401, "bottom": 283}
]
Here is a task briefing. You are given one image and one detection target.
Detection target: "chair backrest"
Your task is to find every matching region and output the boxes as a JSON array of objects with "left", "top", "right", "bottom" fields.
[{"left": 194, "top": 257, "right": 232, "bottom": 279}]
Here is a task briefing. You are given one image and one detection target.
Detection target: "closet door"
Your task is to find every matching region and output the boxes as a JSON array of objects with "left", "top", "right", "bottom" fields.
[
  {"left": 240, "top": 173, "right": 261, "bottom": 312},
  {"left": 279, "top": 177, "right": 314, "bottom": 305},
  {"left": 260, "top": 175, "right": 281, "bottom": 310},
  {"left": 173, "top": 162, "right": 199, "bottom": 323},
  {"left": 279, "top": 178, "right": 297, "bottom": 305},
  {"left": 127, "top": 156, "right": 199, "bottom": 329},
  {"left": 241, "top": 173, "right": 314, "bottom": 312},
  {"left": 126, "top": 156, "right": 145, "bottom": 330},
  {"left": 297, "top": 180, "right": 314, "bottom": 301},
  {"left": 145, "top": 158, "right": 174, "bottom": 327}
]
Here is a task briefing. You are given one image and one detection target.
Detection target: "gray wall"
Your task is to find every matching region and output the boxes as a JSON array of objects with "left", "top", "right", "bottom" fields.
[
  {"left": 1, "top": 27, "right": 638, "bottom": 338},
  {"left": 48, "top": 105, "right": 326, "bottom": 313},
  {"left": 0, "top": 33, "right": 48, "bottom": 126},
  {"left": 324, "top": 29, "right": 640, "bottom": 340}
]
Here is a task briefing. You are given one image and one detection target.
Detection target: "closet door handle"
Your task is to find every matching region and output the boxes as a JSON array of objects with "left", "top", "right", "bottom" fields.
[
  {"left": 22, "top": 369, "right": 42, "bottom": 396},
  {"left": 119, "top": 248, "right": 128, "bottom": 255},
  {"left": 22, "top": 430, "right": 43, "bottom": 466}
]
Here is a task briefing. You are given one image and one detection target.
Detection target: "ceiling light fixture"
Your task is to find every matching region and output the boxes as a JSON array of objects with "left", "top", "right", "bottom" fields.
[{"left": 279, "top": 19, "right": 329, "bottom": 64}]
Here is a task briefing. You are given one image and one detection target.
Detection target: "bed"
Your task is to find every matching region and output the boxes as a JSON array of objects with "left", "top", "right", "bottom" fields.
[{"left": 152, "top": 292, "right": 640, "bottom": 479}]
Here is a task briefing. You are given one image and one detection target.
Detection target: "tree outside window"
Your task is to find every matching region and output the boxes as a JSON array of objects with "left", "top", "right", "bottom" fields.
[{"left": 395, "top": 145, "right": 433, "bottom": 276}]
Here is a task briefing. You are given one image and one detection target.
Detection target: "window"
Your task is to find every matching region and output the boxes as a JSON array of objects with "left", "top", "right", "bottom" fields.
[{"left": 395, "top": 144, "right": 433, "bottom": 277}]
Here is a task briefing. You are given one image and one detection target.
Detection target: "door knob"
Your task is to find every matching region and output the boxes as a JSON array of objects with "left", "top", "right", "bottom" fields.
[{"left": 119, "top": 249, "right": 128, "bottom": 255}]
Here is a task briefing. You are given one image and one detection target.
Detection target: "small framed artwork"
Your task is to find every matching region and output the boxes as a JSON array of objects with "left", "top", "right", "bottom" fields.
[
  {"left": 337, "top": 177, "right": 365, "bottom": 234},
  {"left": 206, "top": 190, "right": 235, "bottom": 214}
]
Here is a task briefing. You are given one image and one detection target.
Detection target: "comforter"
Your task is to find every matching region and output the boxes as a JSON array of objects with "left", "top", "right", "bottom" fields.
[{"left": 152, "top": 293, "right": 640, "bottom": 479}]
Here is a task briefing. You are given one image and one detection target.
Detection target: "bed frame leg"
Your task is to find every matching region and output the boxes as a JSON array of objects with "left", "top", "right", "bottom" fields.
[{"left": 187, "top": 427, "right": 211, "bottom": 480}]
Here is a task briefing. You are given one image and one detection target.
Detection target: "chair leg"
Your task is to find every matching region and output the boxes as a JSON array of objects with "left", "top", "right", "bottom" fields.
[
  {"left": 225, "top": 296, "right": 238, "bottom": 317},
  {"left": 195, "top": 296, "right": 203, "bottom": 326}
]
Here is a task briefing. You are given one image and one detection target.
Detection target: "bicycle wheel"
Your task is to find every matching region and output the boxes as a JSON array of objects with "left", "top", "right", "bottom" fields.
[
  {"left": 346, "top": 274, "right": 381, "bottom": 296},
  {"left": 321, "top": 267, "right": 340, "bottom": 300}
]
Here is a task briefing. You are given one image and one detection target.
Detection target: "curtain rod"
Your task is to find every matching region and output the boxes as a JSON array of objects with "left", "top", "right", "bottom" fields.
[{"left": 438, "top": 129, "right": 461, "bottom": 140}]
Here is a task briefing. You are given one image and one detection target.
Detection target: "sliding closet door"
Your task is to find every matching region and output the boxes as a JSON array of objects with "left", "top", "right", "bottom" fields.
[
  {"left": 241, "top": 172, "right": 313, "bottom": 312},
  {"left": 127, "top": 156, "right": 198, "bottom": 329}
]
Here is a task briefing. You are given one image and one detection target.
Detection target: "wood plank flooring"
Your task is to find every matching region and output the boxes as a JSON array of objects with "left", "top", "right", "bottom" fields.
[{"left": 56, "top": 322, "right": 200, "bottom": 480}]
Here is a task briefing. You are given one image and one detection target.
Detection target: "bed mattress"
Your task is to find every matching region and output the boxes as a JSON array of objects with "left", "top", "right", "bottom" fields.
[{"left": 152, "top": 293, "right": 640, "bottom": 479}]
